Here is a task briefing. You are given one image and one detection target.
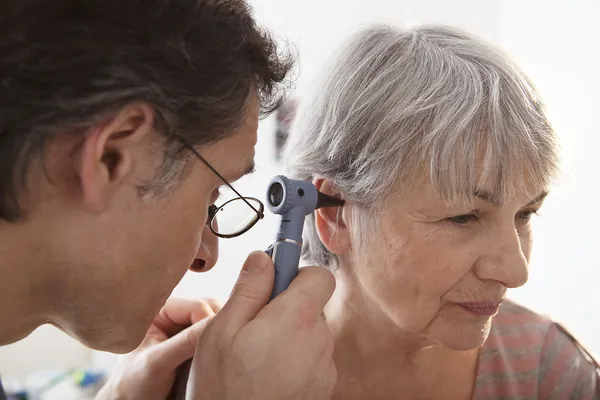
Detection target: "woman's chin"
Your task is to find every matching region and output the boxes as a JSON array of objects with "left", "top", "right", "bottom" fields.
[
  {"left": 427, "top": 319, "right": 494, "bottom": 352},
  {"left": 440, "top": 336, "right": 488, "bottom": 352}
]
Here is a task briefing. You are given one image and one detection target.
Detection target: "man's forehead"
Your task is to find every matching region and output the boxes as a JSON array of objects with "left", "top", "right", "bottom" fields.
[
  {"left": 207, "top": 98, "right": 258, "bottom": 181},
  {"left": 228, "top": 110, "right": 258, "bottom": 181}
]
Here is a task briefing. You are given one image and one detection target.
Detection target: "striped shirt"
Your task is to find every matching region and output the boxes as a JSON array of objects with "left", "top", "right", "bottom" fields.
[{"left": 474, "top": 300, "right": 600, "bottom": 399}]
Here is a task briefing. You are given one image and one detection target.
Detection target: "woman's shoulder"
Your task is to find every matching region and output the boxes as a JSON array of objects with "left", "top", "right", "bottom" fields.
[
  {"left": 537, "top": 320, "right": 599, "bottom": 399},
  {"left": 493, "top": 300, "right": 598, "bottom": 366},
  {"left": 475, "top": 299, "right": 599, "bottom": 399}
]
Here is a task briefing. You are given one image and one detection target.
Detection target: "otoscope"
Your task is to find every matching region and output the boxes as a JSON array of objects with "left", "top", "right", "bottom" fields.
[
  {"left": 173, "top": 176, "right": 344, "bottom": 400},
  {"left": 264, "top": 175, "right": 344, "bottom": 299}
]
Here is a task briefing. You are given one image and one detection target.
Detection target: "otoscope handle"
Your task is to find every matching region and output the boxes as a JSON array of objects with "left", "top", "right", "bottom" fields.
[{"left": 266, "top": 239, "right": 302, "bottom": 300}]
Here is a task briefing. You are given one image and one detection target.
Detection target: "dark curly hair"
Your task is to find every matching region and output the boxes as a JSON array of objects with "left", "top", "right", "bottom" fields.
[{"left": 0, "top": 0, "right": 293, "bottom": 221}]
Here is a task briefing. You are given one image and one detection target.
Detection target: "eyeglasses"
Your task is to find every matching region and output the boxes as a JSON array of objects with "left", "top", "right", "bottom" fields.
[{"left": 177, "top": 138, "right": 265, "bottom": 239}]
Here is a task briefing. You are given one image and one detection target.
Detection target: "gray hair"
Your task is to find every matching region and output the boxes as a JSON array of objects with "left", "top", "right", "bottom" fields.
[{"left": 284, "top": 24, "right": 559, "bottom": 268}]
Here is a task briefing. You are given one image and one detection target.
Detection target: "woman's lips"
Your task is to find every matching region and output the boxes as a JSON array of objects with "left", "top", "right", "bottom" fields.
[{"left": 457, "top": 301, "right": 501, "bottom": 317}]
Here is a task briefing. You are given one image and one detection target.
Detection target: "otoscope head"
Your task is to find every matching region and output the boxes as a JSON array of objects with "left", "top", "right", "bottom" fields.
[
  {"left": 265, "top": 175, "right": 344, "bottom": 300},
  {"left": 266, "top": 175, "right": 344, "bottom": 215}
]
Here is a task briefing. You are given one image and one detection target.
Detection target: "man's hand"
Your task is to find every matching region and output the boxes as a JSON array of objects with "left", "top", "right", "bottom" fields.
[
  {"left": 186, "top": 251, "right": 337, "bottom": 400},
  {"left": 96, "top": 298, "right": 220, "bottom": 400}
]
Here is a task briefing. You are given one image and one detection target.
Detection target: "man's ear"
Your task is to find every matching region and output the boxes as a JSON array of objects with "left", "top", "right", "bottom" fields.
[
  {"left": 75, "top": 103, "right": 156, "bottom": 212},
  {"left": 313, "top": 177, "right": 352, "bottom": 255}
]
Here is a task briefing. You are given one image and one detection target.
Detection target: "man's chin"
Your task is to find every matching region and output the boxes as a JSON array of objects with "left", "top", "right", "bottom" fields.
[
  {"left": 106, "top": 336, "right": 145, "bottom": 353},
  {"left": 68, "top": 321, "right": 150, "bottom": 354}
]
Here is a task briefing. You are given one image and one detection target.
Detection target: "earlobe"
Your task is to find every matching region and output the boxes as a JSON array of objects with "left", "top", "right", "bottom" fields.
[
  {"left": 313, "top": 177, "right": 352, "bottom": 255},
  {"left": 75, "top": 103, "right": 156, "bottom": 212}
]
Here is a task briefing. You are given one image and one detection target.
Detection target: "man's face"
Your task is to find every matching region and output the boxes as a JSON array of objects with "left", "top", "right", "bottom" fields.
[{"left": 41, "top": 99, "right": 259, "bottom": 352}]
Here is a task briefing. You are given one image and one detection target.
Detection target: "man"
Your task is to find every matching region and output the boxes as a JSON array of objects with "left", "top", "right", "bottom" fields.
[{"left": 0, "top": 1, "right": 337, "bottom": 399}]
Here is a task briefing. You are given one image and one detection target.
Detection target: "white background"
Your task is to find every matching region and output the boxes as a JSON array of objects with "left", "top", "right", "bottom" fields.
[{"left": 1, "top": 0, "right": 599, "bottom": 381}]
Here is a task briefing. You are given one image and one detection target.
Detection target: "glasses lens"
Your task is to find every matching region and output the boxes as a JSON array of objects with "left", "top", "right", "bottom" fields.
[{"left": 211, "top": 197, "right": 262, "bottom": 236}]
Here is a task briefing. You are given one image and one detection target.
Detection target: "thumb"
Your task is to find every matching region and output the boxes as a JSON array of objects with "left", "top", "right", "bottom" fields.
[
  {"left": 149, "top": 316, "right": 213, "bottom": 371},
  {"left": 216, "top": 251, "right": 274, "bottom": 335}
]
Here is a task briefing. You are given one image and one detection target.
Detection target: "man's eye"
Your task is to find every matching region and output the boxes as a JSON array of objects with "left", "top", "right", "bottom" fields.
[
  {"left": 447, "top": 214, "right": 478, "bottom": 225},
  {"left": 210, "top": 187, "right": 224, "bottom": 203}
]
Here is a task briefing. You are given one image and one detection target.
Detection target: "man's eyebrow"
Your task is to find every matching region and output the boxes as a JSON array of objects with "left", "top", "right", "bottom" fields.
[
  {"left": 244, "top": 162, "right": 256, "bottom": 176},
  {"left": 231, "top": 161, "right": 256, "bottom": 181}
]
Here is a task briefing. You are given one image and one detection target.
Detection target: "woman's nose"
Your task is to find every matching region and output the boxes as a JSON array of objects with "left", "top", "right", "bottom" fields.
[
  {"left": 474, "top": 226, "right": 529, "bottom": 288},
  {"left": 190, "top": 223, "right": 219, "bottom": 273}
]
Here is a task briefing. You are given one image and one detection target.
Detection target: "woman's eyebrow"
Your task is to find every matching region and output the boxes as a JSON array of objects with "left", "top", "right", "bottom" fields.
[
  {"left": 472, "top": 190, "right": 548, "bottom": 207},
  {"left": 525, "top": 191, "right": 549, "bottom": 207},
  {"left": 473, "top": 190, "right": 501, "bottom": 206}
]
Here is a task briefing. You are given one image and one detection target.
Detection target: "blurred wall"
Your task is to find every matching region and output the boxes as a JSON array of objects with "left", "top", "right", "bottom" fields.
[{"left": 498, "top": 0, "right": 600, "bottom": 353}]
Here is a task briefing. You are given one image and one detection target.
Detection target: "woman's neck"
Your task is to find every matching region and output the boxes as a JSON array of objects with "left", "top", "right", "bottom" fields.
[{"left": 325, "top": 270, "right": 479, "bottom": 400}]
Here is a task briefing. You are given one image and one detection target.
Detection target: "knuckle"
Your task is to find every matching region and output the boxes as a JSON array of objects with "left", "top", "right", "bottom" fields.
[
  {"left": 313, "top": 323, "right": 334, "bottom": 358},
  {"left": 205, "top": 298, "right": 223, "bottom": 312},
  {"left": 189, "top": 303, "right": 214, "bottom": 323},
  {"left": 312, "top": 359, "right": 337, "bottom": 398},
  {"left": 314, "top": 266, "right": 335, "bottom": 287},
  {"left": 291, "top": 299, "right": 320, "bottom": 331},
  {"left": 207, "top": 320, "right": 236, "bottom": 356},
  {"left": 230, "top": 280, "right": 264, "bottom": 302},
  {"left": 181, "top": 327, "right": 199, "bottom": 354},
  {"left": 324, "top": 270, "right": 336, "bottom": 294},
  {"left": 195, "top": 299, "right": 215, "bottom": 312},
  {"left": 141, "top": 351, "right": 162, "bottom": 377},
  {"left": 326, "top": 363, "right": 338, "bottom": 390},
  {"left": 203, "top": 318, "right": 225, "bottom": 345},
  {"left": 301, "top": 267, "right": 336, "bottom": 296},
  {"left": 322, "top": 330, "right": 335, "bottom": 357},
  {"left": 196, "top": 322, "right": 231, "bottom": 369}
]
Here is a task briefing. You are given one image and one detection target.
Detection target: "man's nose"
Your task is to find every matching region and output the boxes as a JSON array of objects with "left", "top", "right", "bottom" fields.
[{"left": 190, "top": 223, "right": 219, "bottom": 272}]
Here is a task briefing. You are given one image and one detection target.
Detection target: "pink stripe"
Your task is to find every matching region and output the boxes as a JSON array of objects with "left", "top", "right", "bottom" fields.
[{"left": 474, "top": 301, "right": 598, "bottom": 399}]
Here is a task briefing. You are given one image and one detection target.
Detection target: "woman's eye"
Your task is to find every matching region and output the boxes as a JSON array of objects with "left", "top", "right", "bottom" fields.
[
  {"left": 517, "top": 209, "right": 537, "bottom": 221},
  {"left": 447, "top": 214, "right": 478, "bottom": 225}
]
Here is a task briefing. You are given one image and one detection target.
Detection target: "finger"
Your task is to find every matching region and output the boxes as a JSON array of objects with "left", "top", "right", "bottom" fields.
[
  {"left": 153, "top": 298, "right": 217, "bottom": 337},
  {"left": 214, "top": 251, "right": 274, "bottom": 335},
  {"left": 270, "top": 266, "right": 336, "bottom": 316},
  {"left": 205, "top": 298, "right": 223, "bottom": 313},
  {"left": 149, "top": 315, "right": 214, "bottom": 371}
]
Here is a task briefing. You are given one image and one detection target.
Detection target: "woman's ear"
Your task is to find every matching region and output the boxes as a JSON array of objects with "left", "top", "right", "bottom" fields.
[{"left": 313, "top": 177, "right": 351, "bottom": 255}]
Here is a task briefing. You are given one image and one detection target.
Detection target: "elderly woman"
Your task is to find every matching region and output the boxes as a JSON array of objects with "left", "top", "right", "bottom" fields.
[{"left": 284, "top": 25, "right": 599, "bottom": 399}]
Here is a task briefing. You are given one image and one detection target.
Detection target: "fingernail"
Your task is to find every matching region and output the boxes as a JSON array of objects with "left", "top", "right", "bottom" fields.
[{"left": 243, "top": 251, "right": 269, "bottom": 273}]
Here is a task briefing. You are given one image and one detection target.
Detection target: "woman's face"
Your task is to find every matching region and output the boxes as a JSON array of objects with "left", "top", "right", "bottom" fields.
[{"left": 350, "top": 179, "right": 547, "bottom": 350}]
